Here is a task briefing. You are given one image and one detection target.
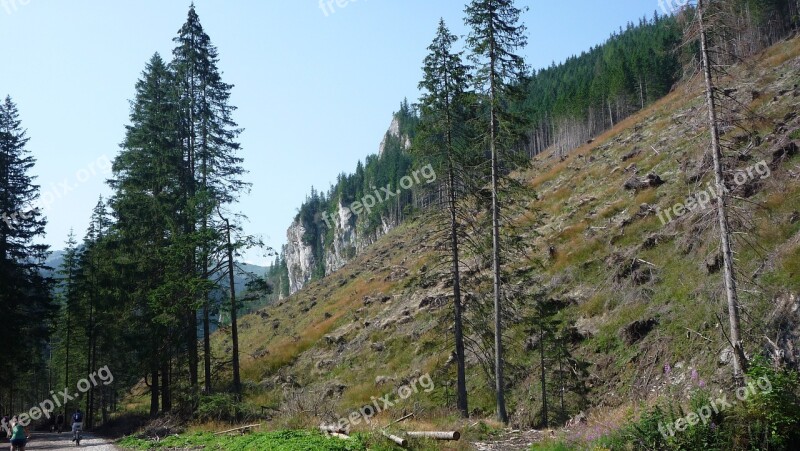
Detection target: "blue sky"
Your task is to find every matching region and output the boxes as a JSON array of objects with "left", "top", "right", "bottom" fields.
[{"left": 0, "top": 0, "right": 663, "bottom": 265}]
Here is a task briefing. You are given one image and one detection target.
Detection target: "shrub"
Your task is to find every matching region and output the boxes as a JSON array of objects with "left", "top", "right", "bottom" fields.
[
  {"left": 196, "top": 393, "right": 252, "bottom": 423},
  {"left": 594, "top": 359, "right": 800, "bottom": 450}
]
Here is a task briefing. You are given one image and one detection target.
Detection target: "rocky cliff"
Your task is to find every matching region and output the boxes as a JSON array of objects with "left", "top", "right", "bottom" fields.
[{"left": 285, "top": 117, "right": 412, "bottom": 294}]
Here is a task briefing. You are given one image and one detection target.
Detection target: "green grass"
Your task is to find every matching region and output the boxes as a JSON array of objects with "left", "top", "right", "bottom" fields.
[{"left": 119, "top": 430, "right": 373, "bottom": 451}]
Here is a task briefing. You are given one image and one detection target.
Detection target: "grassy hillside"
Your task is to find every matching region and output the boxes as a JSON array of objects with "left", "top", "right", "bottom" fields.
[{"left": 208, "top": 35, "right": 800, "bottom": 444}]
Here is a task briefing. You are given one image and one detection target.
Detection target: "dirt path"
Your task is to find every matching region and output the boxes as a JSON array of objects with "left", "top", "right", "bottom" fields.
[{"left": 12, "top": 432, "right": 119, "bottom": 450}]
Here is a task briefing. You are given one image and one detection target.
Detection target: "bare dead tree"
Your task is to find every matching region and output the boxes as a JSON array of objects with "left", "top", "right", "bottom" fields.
[{"left": 697, "top": 0, "right": 748, "bottom": 385}]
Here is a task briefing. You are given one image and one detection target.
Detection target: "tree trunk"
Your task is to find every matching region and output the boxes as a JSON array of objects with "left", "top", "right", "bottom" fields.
[
  {"left": 698, "top": 0, "right": 747, "bottom": 385},
  {"left": 64, "top": 291, "right": 71, "bottom": 421},
  {"left": 161, "top": 360, "right": 171, "bottom": 412},
  {"left": 188, "top": 309, "right": 198, "bottom": 390},
  {"left": 441, "top": 58, "right": 469, "bottom": 418},
  {"left": 225, "top": 218, "right": 242, "bottom": 398},
  {"left": 149, "top": 367, "right": 159, "bottom": 418},
  {"left": 203, "top": 298, "right": 212, "bottom": 394},
  {"left": 540, "top": 329, "right": 548, "bottom": 428},
  {"left": 489, "top": 36, "right": 508, "bottom": 424},
  {"left": 448, "top": 139, "right": 468, "bottom": 418}
]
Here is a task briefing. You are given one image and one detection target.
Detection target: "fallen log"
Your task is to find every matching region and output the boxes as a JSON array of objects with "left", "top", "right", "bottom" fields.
[
  {"left": 382, "top": 430, "right": 408, "bottom": 447},
  {"left": 213, "top": 423, "right": 261, "bottom": 435},
  {"left": 406, "top": 431, "right": 461, "bottom": 441},
  {"left": 319, "top": 424, "right": 347, "bottom": 434},
  {"left": 387, "top": 412, "right": 414, "bottom": 426},
  {"left": 328, "top": 432, "right": 350, "bottom": 440}
]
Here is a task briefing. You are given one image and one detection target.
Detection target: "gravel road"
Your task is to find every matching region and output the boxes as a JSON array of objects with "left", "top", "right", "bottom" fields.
[{"left": 7, "top": 432, "right": 120, "bottom": 451}]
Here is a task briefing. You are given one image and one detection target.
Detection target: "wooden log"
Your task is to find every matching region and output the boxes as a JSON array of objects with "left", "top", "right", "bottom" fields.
[
  {"left": 406, "top": 431, "right": 461, "bottom": 441},
  {"left": 387, "top": 412, "right": 414, "bottom": 426},
  {"left": 328, "top": 432, "right": 350, "bottom": 440},
  {"left": 319, "top": 424, "right": 347, "bottom": 434},
  {"left": 382, "top": 430, "right": 408, "bottom": 447},
  {"left": 213, "top": 424, "right": 261, "bottom": 435}
]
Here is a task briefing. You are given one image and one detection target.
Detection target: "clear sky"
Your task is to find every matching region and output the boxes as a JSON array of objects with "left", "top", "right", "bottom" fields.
[{"left": 0, "top": 0, "right": 663, "bottom": 265}]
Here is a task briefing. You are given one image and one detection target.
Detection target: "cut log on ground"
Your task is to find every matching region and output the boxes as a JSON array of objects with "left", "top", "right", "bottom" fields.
[
  {"left": 319, "top": 425, "right": 347, "bottom": 434},
  {"left": 213, "top": 424, "right": 261, "bottom": 435},
  {"left": 382, "top": 430, "right": 408, "bottom": 447},
  {"left": 406, "top": 431, "right": 461, "bottom": 441},
  {"left": 327, "top": 432, "right": 350, "bottom": 440},
  {"left": 387, "top": 412, "right": 415, "bottom": 426}
]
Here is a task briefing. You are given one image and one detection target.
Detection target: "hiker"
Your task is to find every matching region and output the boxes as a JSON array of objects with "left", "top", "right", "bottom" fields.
[
  {"left": 9, "top": 415, "right": 29, "bottom": 451},
  {"left": 56, "top": 413, "right": 64, "bottom": 433},
  {"left": 71, "top": 409, "right": 83, "bottom": 443},
  {"left": 0, "top": 416, "right": 8, "bottom": 439}
]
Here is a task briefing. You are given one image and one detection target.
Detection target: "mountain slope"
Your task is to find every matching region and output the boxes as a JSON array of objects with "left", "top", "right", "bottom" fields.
[{"left": 214, "top": 35, "right": 800, "bottom": 430}]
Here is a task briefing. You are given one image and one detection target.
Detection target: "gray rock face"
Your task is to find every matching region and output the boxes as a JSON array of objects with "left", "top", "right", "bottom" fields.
[
  {"left": 285, "top": 116, "right": 410, "bottom": 294},
  {"left": 378, "top": 115, "right": 411, "bottom": 155},
  {"left": 285, "top": 201, "right": 398, "bottom": 294},
  {"left": 324, "top": 201, "right": 357, "bottom": 275},
  {"left": 286, "top": 220, "right": 314, "bottom": 294}
]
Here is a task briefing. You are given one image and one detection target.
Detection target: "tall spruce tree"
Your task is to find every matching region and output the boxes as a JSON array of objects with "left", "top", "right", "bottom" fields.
[
  {"left": 77, "top": 198, "right": 113, "bottom": 427},
  {"left": 465, "top": 0, "right": 529, "bottom": 424},
  {"left": 171, "top": 4, "right": 246, "bottom": 394},
  {"left": 56, "top": 231, "right": 81, "bottom": 420},
  {"left": 417, "top": 18, "right": 473, "bottom": 418},
  {"left": 0, "top": 95, "right": 53, "bottom": 395},
  {"left": 109, "top": 53, "right": 187, "bottom": 415}
]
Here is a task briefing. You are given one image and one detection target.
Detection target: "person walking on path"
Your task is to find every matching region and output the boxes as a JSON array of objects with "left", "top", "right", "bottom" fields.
[
  {"left": 55, "top": 414, "right": 64, "bottom": 434},
  {"left": 9, "top": 415, "right": 30, "bottom": 451},
  {"left": 71, "top": 409, "right": 83, "bottom": 443},
  {"left": 1, "top": 416, "right": 9, "bottom": 439}
]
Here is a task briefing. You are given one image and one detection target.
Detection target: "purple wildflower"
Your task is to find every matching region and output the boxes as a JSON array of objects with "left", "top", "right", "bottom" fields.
[
  {"left": 691, "top": 368, "right": 698, "bottom": 381},
  {"left": 665, "top": 363, "right": 672, "bottom": 375},
  {"left": 699, "top": 379, "right": 706, "bottom": 388}
]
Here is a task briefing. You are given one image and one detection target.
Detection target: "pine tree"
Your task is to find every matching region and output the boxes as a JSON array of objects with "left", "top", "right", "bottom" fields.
[
  {"left": 171, "top": 4, "right": 246, "bottom": 395},
  {"left": 465, "top": 0, "right": 529, "bottom": 424},
  {"left": 109, "top": 53, "right": 188, "bottom": 415},
  {"left": 77, "top": 198, "right": 113, "bottom": 427},
  {"left": 56, "top": 231, "right": 81, "bottom": 420},
  {"left": 417, "top": 18, "right": 474, "bottom": 418},
  {"left": 0, "top": 95, "right": 53, "bottom": 393}
]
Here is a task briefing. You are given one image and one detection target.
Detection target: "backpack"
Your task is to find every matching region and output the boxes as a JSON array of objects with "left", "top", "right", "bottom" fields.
[{"left": 73, "top": 412, "right": 83, "bottom": 423}]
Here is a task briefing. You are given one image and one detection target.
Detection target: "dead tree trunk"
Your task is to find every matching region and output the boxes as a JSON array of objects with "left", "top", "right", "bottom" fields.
[{"left": 698, "top": 0, "right": 747, "bottom": 385}]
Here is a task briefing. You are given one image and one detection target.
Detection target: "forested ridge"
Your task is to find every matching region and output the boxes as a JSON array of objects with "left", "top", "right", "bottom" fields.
[
  {"left": 275, "top": 0, "right": 793, "bottom": 291},
  {"left": 0, "top": 1, "right": 799, "bottom": 449}
]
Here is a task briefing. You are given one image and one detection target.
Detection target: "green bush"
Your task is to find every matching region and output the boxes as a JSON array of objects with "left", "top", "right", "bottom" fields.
[
  {"left": 725, "top": 357, "right": 800, "bottom": 449},
  {"left": 594, "top": 359, "right": 800, "bottom": 450},
  {"left": 196, "top": 393, "right": 251, "bottom": 423}
]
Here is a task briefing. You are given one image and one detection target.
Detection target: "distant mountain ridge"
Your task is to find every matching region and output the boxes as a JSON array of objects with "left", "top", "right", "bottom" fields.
[{"left": 43, "top": 249, "right": 267, "bottom": 295}]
